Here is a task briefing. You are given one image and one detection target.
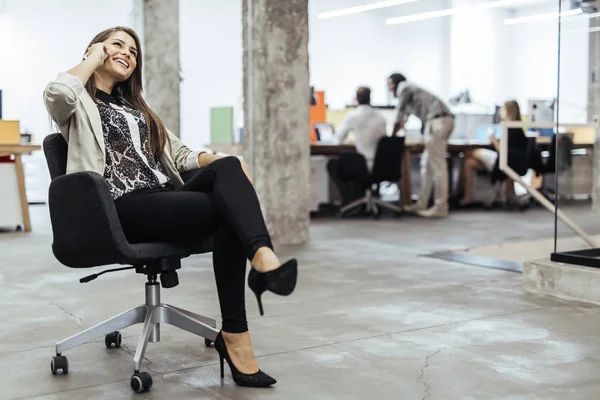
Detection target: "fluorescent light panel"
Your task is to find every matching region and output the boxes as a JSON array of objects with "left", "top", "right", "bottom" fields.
[
  {"left": 503, "top": 8, "right": 583, "bottom": 25},
  {"left": 318, "top": 0, "right": 419, "bottom": 19},
  {"left": 386, "top": 0, "right": 514, "bottom": 25}
]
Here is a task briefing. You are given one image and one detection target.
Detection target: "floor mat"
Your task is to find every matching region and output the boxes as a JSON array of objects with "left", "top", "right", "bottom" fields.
[
  {"left": 425, "top": 234, "right": 600, "bottom": 273},
  {"left": 425, "top": 251, "right": 522, "bottom": 272}
]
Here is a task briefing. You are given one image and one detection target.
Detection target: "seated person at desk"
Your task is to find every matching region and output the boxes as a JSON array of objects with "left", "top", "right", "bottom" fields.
[
  {"left": 388, "top": 73, "right": 455, "bottom": 218},
  {"left": 458, "top": 100, "right": 528, "bottom": 206},
  {"left": 326, "top": 86, "right": 387, "bottom": 206},
  {"left": 43, "top": 26, "right": 298, "bottom": 388}
]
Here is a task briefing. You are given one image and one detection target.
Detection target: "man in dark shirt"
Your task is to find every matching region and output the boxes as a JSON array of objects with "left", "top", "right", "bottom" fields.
[{"left": 388, "top": 73, "right": 455, "bottom": 217}]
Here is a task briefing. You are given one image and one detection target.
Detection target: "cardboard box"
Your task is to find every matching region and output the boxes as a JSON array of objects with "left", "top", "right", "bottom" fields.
[{"left": 0, "top": 121, "right": 20, "bottom": 145}]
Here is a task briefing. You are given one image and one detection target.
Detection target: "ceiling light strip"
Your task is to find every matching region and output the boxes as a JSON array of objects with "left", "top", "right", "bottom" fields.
[
  {"left": 385, "top": 0, "right": 514, "bottom": 25},
  {"left": 318, "top": 0, "right": 419, "bottom": 20},
  {"left": 503, "top": 8, "right": 583, "bottom": 25}
]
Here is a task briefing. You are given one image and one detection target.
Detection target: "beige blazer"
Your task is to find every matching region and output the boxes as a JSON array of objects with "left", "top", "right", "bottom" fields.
[{"left": 43, "top": 72, "right": 209, "bottom": 188}]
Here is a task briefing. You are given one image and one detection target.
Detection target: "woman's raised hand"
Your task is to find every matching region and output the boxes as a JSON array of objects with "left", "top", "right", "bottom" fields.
[{"left": 85, "top": 43, "right": 109, "bottom": 68}]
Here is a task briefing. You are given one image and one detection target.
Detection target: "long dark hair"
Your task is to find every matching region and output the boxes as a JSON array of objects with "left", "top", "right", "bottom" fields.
[
  {"left": 388, "top": 73, "right": 407, "bottom": 95},
  {"left": 85, "top": 27, "right": 167, "bottom": 158},
  {"left": 503, "top": 100, "right": 522, "bottom": 122}
]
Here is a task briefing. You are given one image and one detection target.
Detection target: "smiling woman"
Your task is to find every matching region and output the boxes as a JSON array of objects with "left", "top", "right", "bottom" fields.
[
  {"left": 43, "top": 26, "right": 299, "bottom": 389},
  {"left": 71, "top": 27, "right": 167, "bottom": 157}
]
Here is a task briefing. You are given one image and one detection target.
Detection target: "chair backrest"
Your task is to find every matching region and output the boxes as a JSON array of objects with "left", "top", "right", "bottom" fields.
[
  {"left": 553, "top": 133, "right": 573, "bottom": 173},
  {"left": 371, "top": 136, "right": 405, "bottom": 183},
  {"left": 43, "top": 133, "right": 68, "bottom": 180}
]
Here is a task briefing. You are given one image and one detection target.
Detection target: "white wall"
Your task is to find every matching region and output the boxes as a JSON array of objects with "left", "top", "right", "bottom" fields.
[
  {"left": 179, "top": 0, "right": 242, "bottom": 150},
  {"left": 510, "top": 3, "right": 589, "bottom": 123},
  {"left": 447, "top": 0, "right": 589, "bottom": 123},
  {"left": 309, "top": 0, "right": 452, "bottom": 109},
  {"left": 450, "top": 0, "right": 513, "bottom": 111},
  {"left": 0, "top": 0, "right": 138, "bottom": 139}
]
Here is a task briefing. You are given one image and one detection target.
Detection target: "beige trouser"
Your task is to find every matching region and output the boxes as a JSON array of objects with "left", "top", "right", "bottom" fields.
[{"left": 416, "top": 116, "right": 455, "bottom": 210}]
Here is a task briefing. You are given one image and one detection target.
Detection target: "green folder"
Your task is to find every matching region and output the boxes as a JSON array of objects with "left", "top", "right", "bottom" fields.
[{"left": 210, "top": 107, "right": 234, "bottom": 144}]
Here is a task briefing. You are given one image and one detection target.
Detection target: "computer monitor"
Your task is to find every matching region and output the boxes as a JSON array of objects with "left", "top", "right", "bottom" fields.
[
  {"left": 528, "top": 99, "right": 555, "bottom": 136},
  {"left": 314, "top": 123, "right": 335, "bottom": 144},
  {"left": 528, "top": 99, "right": 554, "bottom": 122}
]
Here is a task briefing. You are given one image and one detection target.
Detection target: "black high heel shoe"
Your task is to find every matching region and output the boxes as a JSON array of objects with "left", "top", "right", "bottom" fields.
[
  {"left": 248, "top": 259, "right": 298, "bottom": 316},
  {"left": 214, "top": 331, "right": 277, "bottom": 387}
]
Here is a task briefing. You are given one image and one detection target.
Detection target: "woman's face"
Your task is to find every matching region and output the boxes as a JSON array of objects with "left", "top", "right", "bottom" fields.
[
  {"left": 387, "top": 78, "right": 395, "bottom": 95},
  {"left": 97, "top": 31, "right": 138, "bottom": 83},
  {"left": 500, "top": 105, "right": 508, "bottom": 121}
]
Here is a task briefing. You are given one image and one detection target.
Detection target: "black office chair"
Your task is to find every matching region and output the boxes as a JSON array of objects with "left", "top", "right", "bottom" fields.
[
  {"left": 43, "top": 134, "right": 218, "bottom": 393},
  {"left": 538, "top": 133, "right": 574, "bottom": 199},
  {"left": 340, "top": 136, "right": 404, "bottom": 218},
  {"left": 474, "top": 139, "right": 531, "bottom": 210}
]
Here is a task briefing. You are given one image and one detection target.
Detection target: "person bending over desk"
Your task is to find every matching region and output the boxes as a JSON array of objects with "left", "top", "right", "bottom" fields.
[
  {"left": 458, "top": 100, "right": 528, "bottom": 207},
  {"left": 327, "top": 86, "right": 387, "bottom": 207},
  {"left": 43, "top": 26, "right": 298, "bottom": 388},
  {"left": 388, "top": 73, "right": 455, "bottom": 218}
]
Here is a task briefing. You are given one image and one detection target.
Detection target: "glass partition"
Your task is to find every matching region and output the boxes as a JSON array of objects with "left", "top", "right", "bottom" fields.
[{"left": 551, "top": 0, "right": 600, "bottom": 267}]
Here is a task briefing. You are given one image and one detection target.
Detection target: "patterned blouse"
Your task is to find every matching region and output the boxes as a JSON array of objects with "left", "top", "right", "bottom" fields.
[{"left": 96, "top": 90, "right": 169, "bottom": 199}]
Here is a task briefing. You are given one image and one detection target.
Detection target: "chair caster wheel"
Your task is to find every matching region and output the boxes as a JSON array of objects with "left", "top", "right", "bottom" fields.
[
  {"left": 130, "top": 371, "right": 152, "bottom": 393},
  {"left": 15, "top": 225, "right": 23, "bottom": 232},
  {"left": 105, "top": 331, "right": 122, "bottom": 348},
  {"left": 205, "top": 338, "right": 214, "bottom": 347},
  {"left": 50, "top": 355, "right": 69, "bottom": 375}
]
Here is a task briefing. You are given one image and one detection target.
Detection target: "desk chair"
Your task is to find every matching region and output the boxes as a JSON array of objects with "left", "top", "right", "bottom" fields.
[
  {"left": 474, "top": 139, "right": 531, "bottom": 211},
  {"left": 340, "top": 136, "right": 404, "bottom": 218},
  {"left": 537, "top": 133, "right": 573, "bottom": 200},
  {"left": 43, "top": 134, "right": 218, "bottom": 393}
]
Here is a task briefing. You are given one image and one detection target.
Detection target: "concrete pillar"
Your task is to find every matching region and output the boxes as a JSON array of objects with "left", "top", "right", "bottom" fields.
[
  {"left": 590, "top": 1, "right": 600, "bottom": 211},
  {"left": 242, "top": 0, "right": 310, "bottom": 246},
  {"left": 143, "top": 0, "right": 180, "bottom": 136}
]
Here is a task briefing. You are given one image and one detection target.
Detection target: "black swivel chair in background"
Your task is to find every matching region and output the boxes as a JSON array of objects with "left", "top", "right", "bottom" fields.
[
  {"left": 43, "top": 134, "right": 218, "bottom": 393},
  {"left": 339, "top": 136, "right": 405, "bottom": 218},
  {"left": 474, "top": 139, "right": 531, "bottom": 211},
  {"left": 537, "top": 133, "right": 574, "bottom": 200}
]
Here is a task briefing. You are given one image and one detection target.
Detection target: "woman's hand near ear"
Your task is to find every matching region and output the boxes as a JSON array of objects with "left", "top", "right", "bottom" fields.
[
  {"left": 85, "top": 43, "right": 109, "bottom": 68},
  {"left": 66, "top": 43, "right": 108, "bottom": 86}
]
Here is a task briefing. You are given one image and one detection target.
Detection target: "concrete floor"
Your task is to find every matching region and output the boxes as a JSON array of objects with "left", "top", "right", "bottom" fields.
[{"left": 1, "top": 204, "right": 600, "bottom": 399}]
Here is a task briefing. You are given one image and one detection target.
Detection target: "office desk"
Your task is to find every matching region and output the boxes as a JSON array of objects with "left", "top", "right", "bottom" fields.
[
  {"left": 0, "top": 144, "right": 42, "bottom": 232},
  {"left": 210, "top": 141, "right": 486, "bottom": 206},
  {"left": 209, "top": 139, "right": 594, "bottom": 208},
  {"left": 312, "top": 138, "right": 594, "bottom": 206},
  {"left": 312, "top": 139, "right": 495, "bottom": 206}
]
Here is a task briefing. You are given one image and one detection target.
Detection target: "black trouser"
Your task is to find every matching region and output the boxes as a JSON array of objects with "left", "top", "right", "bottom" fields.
[
  {"left": 114, "top": 156, "right": 273, "bottom": 334},
  {"left": 327, "top": 153, "right": 370, "bottom": 205}
]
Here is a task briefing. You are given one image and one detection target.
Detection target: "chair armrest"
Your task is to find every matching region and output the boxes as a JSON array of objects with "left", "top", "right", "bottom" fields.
[{"left": 48, "top": 171, "right": 130, "bottom": 268}]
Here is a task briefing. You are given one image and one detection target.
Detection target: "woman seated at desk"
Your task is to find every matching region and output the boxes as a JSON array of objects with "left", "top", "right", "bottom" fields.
[{"left": 458, "top": 100, "right": 527, "bottom": 207}]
